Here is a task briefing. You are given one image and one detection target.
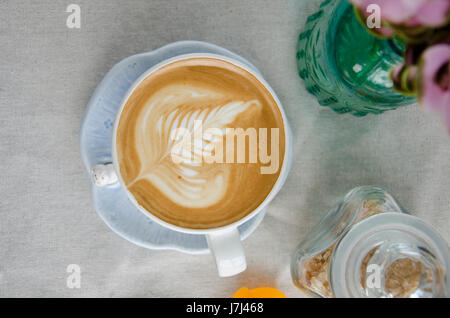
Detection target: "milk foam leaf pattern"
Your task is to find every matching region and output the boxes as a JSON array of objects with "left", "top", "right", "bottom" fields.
[{"left": 128, "top": 86, "right": 262, "bottom": 209}]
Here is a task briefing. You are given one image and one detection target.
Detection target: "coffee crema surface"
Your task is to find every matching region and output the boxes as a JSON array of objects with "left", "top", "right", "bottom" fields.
[{"left": 116, "top": 57, "right": 285, "bottom": 229}]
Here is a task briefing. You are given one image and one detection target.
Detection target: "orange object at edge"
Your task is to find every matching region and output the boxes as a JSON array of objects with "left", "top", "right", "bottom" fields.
[{"left": 233, "top": 287, "right": 287, "bottom": 298}]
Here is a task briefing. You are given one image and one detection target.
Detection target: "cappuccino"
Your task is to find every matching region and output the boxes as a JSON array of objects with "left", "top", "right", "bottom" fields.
[{"left": 116, "top": 57, "right": 285, "bottom": 229}]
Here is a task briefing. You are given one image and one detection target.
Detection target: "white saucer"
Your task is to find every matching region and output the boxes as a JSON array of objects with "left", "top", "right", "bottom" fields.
[{"left": 79, "top": 41, "right": 266, "bottom": 254}]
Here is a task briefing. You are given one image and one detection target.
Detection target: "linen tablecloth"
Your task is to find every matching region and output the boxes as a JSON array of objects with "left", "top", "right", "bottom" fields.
[{"left": 1, "top": 0, "right": 449, "bottom": 297}]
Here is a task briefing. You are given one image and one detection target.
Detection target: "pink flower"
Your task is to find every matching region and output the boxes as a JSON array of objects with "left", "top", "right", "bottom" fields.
[
  {"left": 352, "top": 0, "right": 450, "bottom": 131},
  {"left": 418, "top": 44, "right": 450, "bottom": 132},
  {"left": 351, "top": 0, "right": 450, "bottom": 38}
]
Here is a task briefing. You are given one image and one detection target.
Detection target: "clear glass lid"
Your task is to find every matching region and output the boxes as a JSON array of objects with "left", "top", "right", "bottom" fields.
[{"left": 331, "top": 213, "right": 450, "bottom": 298}]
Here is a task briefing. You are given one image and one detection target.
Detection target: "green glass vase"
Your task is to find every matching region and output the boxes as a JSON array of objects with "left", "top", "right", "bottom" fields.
[{"left": 297, "top": 0, "right": 416, "bottom": 116}]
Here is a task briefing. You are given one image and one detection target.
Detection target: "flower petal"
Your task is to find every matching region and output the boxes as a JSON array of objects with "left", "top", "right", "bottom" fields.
[
  {"left": 351, "top": 0, "right": 450, "bottom": 28},
  {"left": 416, "top": 0, "right": 450, "bottom": 27},
  {"left": 418, "top": 44, "right": 450, "bottom": 131},
  {"left": 351, "top": 0, "right": 427, "bottom": 24}
]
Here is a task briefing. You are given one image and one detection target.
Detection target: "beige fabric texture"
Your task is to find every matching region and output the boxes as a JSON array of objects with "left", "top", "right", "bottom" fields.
[{"left": 0, "top": 0, "right": 449, "bottom": 297}]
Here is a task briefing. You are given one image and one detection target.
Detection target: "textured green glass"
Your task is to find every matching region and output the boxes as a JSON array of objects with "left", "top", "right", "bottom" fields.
[{"left": 297, "top": 0, "right": 415, "bottom": 116}]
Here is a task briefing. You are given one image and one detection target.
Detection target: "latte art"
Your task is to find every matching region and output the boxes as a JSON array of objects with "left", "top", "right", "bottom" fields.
[
  {"left": 131, "top": 85, "right": 261, "bottom": 209},
  {"left": 116, "top": 57, "right": 285, "bottom": 229}
]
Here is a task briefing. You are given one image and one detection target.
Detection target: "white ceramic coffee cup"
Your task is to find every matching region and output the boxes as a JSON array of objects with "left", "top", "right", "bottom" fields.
[{"left": 92, "top": 53, "right": 293, "bottom": 277}]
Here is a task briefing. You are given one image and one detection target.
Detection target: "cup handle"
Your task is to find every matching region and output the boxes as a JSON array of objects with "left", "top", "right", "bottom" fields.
[
  {"left": 91, "top": 163, "right": 118, "bottom": 187},
  {"left": 206, "top": 228, "right": 247, "bottom": 277}
]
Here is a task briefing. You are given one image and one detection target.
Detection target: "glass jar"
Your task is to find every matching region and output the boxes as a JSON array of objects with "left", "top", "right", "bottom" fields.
[
  {"left": 291, "top": 186, "right": 450, "bottom": 298},
  {"left": 297, "top": 0, "right": 415, "bottom": 116}
]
